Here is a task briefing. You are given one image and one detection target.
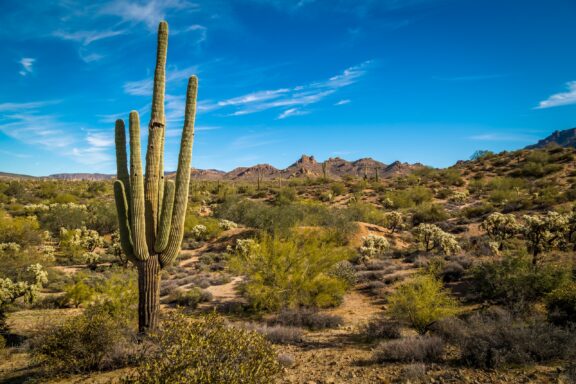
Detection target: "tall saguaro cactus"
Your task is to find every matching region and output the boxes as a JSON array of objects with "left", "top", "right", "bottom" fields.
[{"left": 113, "top": 21, "right": 197, "bottom": 333}]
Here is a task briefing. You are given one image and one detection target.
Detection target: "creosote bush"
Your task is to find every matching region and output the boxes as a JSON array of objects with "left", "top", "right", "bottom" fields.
[
  {"left": 272, "top": 308, "right": 344, "bottom": 330},
  {"left": 122, "top": 312, "right": 281, "bottom": 384}
]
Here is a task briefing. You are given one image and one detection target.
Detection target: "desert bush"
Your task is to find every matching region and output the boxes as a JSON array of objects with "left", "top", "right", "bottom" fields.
[
  {"left": 86, "top": 201, "right": 118, "bottom": 234},
  {"left": 37, "top": 203, "right": 89, "bottom": 233},
  {"left": 167, "top": 287, "right": 213, "bottom": 308},
  {"left": 273, "top": 308, "right": 344, "bottom": 330},
  {"left": 0, "top": 210, "right": 42, "bottom": 245},
  {"left": 373, "top": 336, "right": 444, "bottom": 363},
  {"left": 328, "top": 260, "right": 357, "bottom": 286},
  {"left": 229, "top": 234, "right": 351, "bottom": 310},
  {"left": 243, "top": 323, "right": 303, "bottom": 344},
  {"left": 411, "top": 204, "right": 449, "bottom": 226},
  {"left": 31, "top": 306, "right": 138, "bottom": 375},
  {"left": 387, "top": 275, "right": 459, "bottom": 334},
  {"left": 546, "top": 282, "right": 576, "bottom": 325},
  {"left": 384, "top": 211, "right": 403, "bottom": 233},
  {"left": 184, "top": 211, "right": 222, "bottom": 241},
  {"left": 522, "top": 211, "right": 568, "bottom": 265},
  {"left": 123, "top": 312, "right": 281, "bottom": 384},
  {"left": 480, "top": 212, "right": 521, "bottom": 254},
  {"left": 385, "top": 187, "right": 433, "bottom": 209},
  {"left": 218, "top": 219, "right": 237, "bottom": 230},
  {"left": 433, "top": 309, "right": 576, "bottom": 368},
  {"left": 360, "top": 317, "right": 401, "bottom": 341},
  {"left": 471, "top": 254, "right": 570, "bottom": 309},
  {"left": 58, "top": 227, "right": 104, "bottom": 263},
  {"left": 63, "top": 280, "right": 95, "bottom": 308}
]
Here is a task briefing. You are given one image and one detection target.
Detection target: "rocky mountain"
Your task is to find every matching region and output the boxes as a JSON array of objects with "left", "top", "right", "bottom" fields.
[
  {"left": 526, "top": 128, "right": 576, "bottom": 149},
  {"left": 47, "top": 173, "right": 115, "bottom": 181},
  {"left": 0, "top": 172, "right": 37, "bottom": 180}
]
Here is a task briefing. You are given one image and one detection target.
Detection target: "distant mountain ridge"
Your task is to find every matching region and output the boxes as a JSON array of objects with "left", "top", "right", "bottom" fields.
[
  {"left": 525, "top": 128, "right": 576, "bottom": 149},
  {"left": 0, "top": 156, "right": 423, "bottom": 181}
]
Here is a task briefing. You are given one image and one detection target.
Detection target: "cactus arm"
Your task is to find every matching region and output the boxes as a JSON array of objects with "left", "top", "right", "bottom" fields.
[
  {"left": 115, "top": 119, "right": 131, "bottom": 219},
  {"left": 160, "top": 76, "right": 197, "bottom": 267},
  {"left": 113, "top": 180, "right": 137, "bottom": 262},
  {"left": 154, "top": 180, "right": 174, "bottom": 253},
  {"left": 158, "top": 134, "right": 165, "bottom": 219},
  {"left": 129, "top": 111, "right": 149, "bottom": 261},
  {"left": 144, "top": 21, "right": 168, "bottom": 254}
]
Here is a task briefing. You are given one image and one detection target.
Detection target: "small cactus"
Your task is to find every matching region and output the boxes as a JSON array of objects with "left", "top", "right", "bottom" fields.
[{"left": 113, "top": 21, "right": 198, "bottom": 333}]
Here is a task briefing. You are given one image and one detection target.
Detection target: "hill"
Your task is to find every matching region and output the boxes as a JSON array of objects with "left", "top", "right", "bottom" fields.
[{"left": 526, "top": 127, "right": 576, "bottom": 149}]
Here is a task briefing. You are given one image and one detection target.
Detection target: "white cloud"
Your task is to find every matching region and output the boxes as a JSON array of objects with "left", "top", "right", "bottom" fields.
[
  {"left": 100, "top": 0, "right": 198, "bottom": 30},
  {"left": 86, "top": 131, "right": 114, "bottom": 147},
  {"left": 335, "top": 99, "right": 351, "bottom": 106},
  {"left": 277, "top": 108, "right": 309, "bottom": 119},
  {"left": 201, "top": 60, "right": 372, "bottom": 117},
  {"left": 18, "top": 58, "right": 35, "bottom": 76},
  {"left": 468, "top": 133, "right": 534, "bottom": 142},
  {"left": 53, "top": 29, "right": 125, "bottom": 45},
  {"left": 536, "top": 81, "right": 576, "bottom": 109}
]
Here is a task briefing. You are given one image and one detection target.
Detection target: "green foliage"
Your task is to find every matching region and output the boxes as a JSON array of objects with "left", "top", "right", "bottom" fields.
[
  {"left": 167, "top": 287, "right": 213, "bottom": 308},
  {"left": 37, "top": 203, "right": 89, "bottom": 233},
  {"left": 411, "top": 203, "right": 449, "bottom": 225},
  {"left": 58, "top": 226, "right": 104, "bottom": 263},
  {"left": 184, "top": 211, "right": 223, "bottom": 241},
  {"left": 63, "top": 280, "right": 94, "bottom": 308},
  {"left": 471, "top": 254, "right": 571, "bottom": 308},
  {"left": 387, "top": 275, "right": 459, "bottom": 334},
  {"left": 522, "top": 211, "right": 568, "bottom": 264},
  {"left": 31, "top": 305, "right": 137, "bottom": 375},
  {"left": 229, "top": 234, "right": 352, "bottom": 311},
  {"left": 384, "top": 186, "right": 432, "bottom": 208},
  {"left": 546, "top": 281, "right": 576, "bottom": 325},
  {"left": 122, "top": 312, "right": 281, "bottom": 384},
  {"left": 480, "top": 212, "right": 521, "bottom": 254},
  {"left": 0, "top": 210, "right": 42, "bottom": 245}
]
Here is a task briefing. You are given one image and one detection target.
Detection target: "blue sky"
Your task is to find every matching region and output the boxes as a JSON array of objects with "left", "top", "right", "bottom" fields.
[{"left": 1, "top": 0, "right": 575, "bottom": 176}]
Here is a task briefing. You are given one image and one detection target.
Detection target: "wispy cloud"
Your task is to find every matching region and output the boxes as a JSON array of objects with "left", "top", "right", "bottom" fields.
[
  {"left": 203, "top": 60, "right": 372, "bottom": 117},
  {"left": 536, "top": 81, "right": 576, "bottom": 109},
  {"left": 100, "top": 0, "right": 199, "bottom": 30},
  {"left": 335, "top": 99, "right": 351, "bottom": 106},
  {"left": 18, "top": 58, "right": 35, "bottom": 76},
  {"left": 277, "top": 108, "right": 309, "bottom": 119},
  {"left": 0, "top": 100, "right": 58, "bottom": 112},
  {"left": 231, "top": 132, "right": 280, "bottom": 149},
  {"left": 86, "top": 131, "right": 114, "bottom": 147},
  {"left": 53, "top": 29, "right": 125, "bottom": 45},
  {"left": 124, "top": 65, "right": 199, "bottom": 96}
]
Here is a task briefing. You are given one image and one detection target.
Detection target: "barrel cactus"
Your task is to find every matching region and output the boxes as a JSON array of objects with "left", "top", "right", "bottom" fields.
[{"left": 113, "top": 21, "right": 198, "bottom": 332}]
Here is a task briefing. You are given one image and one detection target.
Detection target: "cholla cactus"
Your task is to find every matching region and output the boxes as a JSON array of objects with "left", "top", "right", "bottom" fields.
[
  {"left": 522, "top": 211, "right": 569, "bottom": 265},
  {"left": 113, "top": 21, "right": 198, "bottom": 332},
  {"left": 218, "top": 219, "right": 238, "bottom": 230},
  {"left": 384, "top": 211, "right": 403, "bottom": 233},
  {"left": 413, "top": 223, "right": 461, "bottom": 255},
  {"left": 59, "top": 227, "right": 104, "bottom": 254},
  {"left": 480, "top": 212, "right": 520, "bottom": 254},
  {"left": 0, "top": 243, "right": 21, "bottom": 253},
  {"left": 190, "top": 224, "right": 207, "bottom": 240},
  {"left": 449, "top": 190, "right": 469, "bottom": 204},
  {"left": 0, "top": 264, "right": 47, "bottom": 306},
  {"left": 382, "top": 197, "right": 394, "bottom": 209},
  {"left": 360, "top": 234, "right": 390, "bottom": 259},
  {"left": 40, "top": 244, "right": 56, "bottom": 262},
  {"left": 228, "top": 238, "right": 259, "bottom": 258}
]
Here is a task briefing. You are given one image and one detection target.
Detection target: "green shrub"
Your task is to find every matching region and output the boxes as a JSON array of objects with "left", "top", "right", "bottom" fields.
[
  {"left": 471, "top": 255, "right": 570, "bottom": 309},
  {"left": 122, "top": 312, "right": 281, "bottom": 384},
  {"left": 387, "top": 275, "right": 459, "bottom": 334},
  {"left": 230, "top": 234, "right": 351, "bottom": 311},
  {"left": 167, "top": 287, "right": 213, "bottom": 308},
  {"left": 546, "top": 282, "right": 576, "bottom": 325},
  {"left": 31, "top": 306, "right": 137, "bottom": 375},
  {"left": 411, "top": 204, "right": 449, "bottom": 225}
]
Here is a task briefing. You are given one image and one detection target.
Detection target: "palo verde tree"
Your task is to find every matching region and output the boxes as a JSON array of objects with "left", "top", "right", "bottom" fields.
[{"left": 113, "top": 21, "right": 198, "bottom": 333}]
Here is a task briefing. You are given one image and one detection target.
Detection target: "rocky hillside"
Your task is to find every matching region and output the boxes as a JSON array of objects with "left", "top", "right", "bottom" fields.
[{"left": 526, "top": 127, "right": 576, "bottom": 149}]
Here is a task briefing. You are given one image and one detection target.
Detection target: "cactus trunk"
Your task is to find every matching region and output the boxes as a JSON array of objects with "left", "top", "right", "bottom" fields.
[{"left": 113, "top": 21, "right": 197, "bottom": 333}]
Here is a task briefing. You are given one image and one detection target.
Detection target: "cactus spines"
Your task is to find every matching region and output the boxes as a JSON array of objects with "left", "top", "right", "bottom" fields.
[{"left": 113, "top": 21, "right": 198, "bottom": 333}]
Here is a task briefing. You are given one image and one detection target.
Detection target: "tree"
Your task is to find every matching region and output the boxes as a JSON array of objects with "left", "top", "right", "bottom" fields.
[
  {"left": 113, "top": 21, "right": 198, "bottom": 333},
  {"left": 480, "top": 212, "right": 521, "bottom": 254},
  {"left": 413, "top": 223, "right": 461, "bottom": 255},
  {"left": 388, "top": 274, "right": 459, "bottom": 334}
]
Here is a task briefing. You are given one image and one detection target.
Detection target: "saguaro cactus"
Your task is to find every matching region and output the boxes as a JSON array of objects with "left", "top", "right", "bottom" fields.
[{"left": 113, "top": 21, "right": 198, "bottom": 333}]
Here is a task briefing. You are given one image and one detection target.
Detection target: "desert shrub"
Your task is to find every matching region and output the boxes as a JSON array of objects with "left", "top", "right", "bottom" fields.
[
  {"left": 218, "top": 219, "right": 237, "bottom": 230},
  {"left": 399, "top": 364, "right": 427, "bottom": 383},
  {"left": 387, "top": 275, "right": 459, "bottom": 334},
  {"left": 274, "top": 187, "right": 297, "bottom": 205},
  {"left": 441, "top": 261, "right": 465, "bottom": 282},
  {"left": 58, "top": 227, "right": 104, "bottom": 263},
  {"left": 461, "top": 202, "right": 494, "bottom": 219},
  {"left": 243, "top": 323, "right": 303, "bottom": 344},
  {"left": 37, "top": 203, "right": 89, "bottom": 233},
  {"left": 184, "top": 211, "right": 222, "bottom": 241},
  {"left": 168, "top": 287, "right": 213, "bottom": 308},
  {"left": 330, "top": 182, "right": 346, "bottom": 196},
  {"left": 411, "top": 204, "right": 449, "bottom": 226},
  {"left": 360, "top": 317, "right": 401, "bottom": 341},
  {"left": 123, "top": 312, "right": 281, "bottom": 384},
  {"left": 86, "top": 201, "right": 118, "bottom": 234},
  {"left": 273, "top": 308, "right": 343, "bottom": 330},
  {"left": 384, "top": 211, "right": 404, "bottom": 232},
  {"left": 546, "top": 282, "right": 576, "bottom": 325},
  {"left": 63, "top": 280, "right": 95, "bottom": 308},
  {"left": 385, "top": 186, "right": 432, "bottom": 208},
  {"left": 373, "top": 336, "right": 444, "bottom": 363},
  {"left": 0, "top": 210, "right": 42, "bottom": 245},
  {"left": 31, "top": 306, "right": 137, "bottom": 375},
  {"left": 471, "top": 255, "right": 570, "bottom": 309},
  {"left": 433, "top": 310, "right": 576, "bottom": 368},
  {"left": 229, "top": 234, "right": 351, "bottom": 311},
  {"left": 480, "top": 212, "right": 521, "bottom": 254}
]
